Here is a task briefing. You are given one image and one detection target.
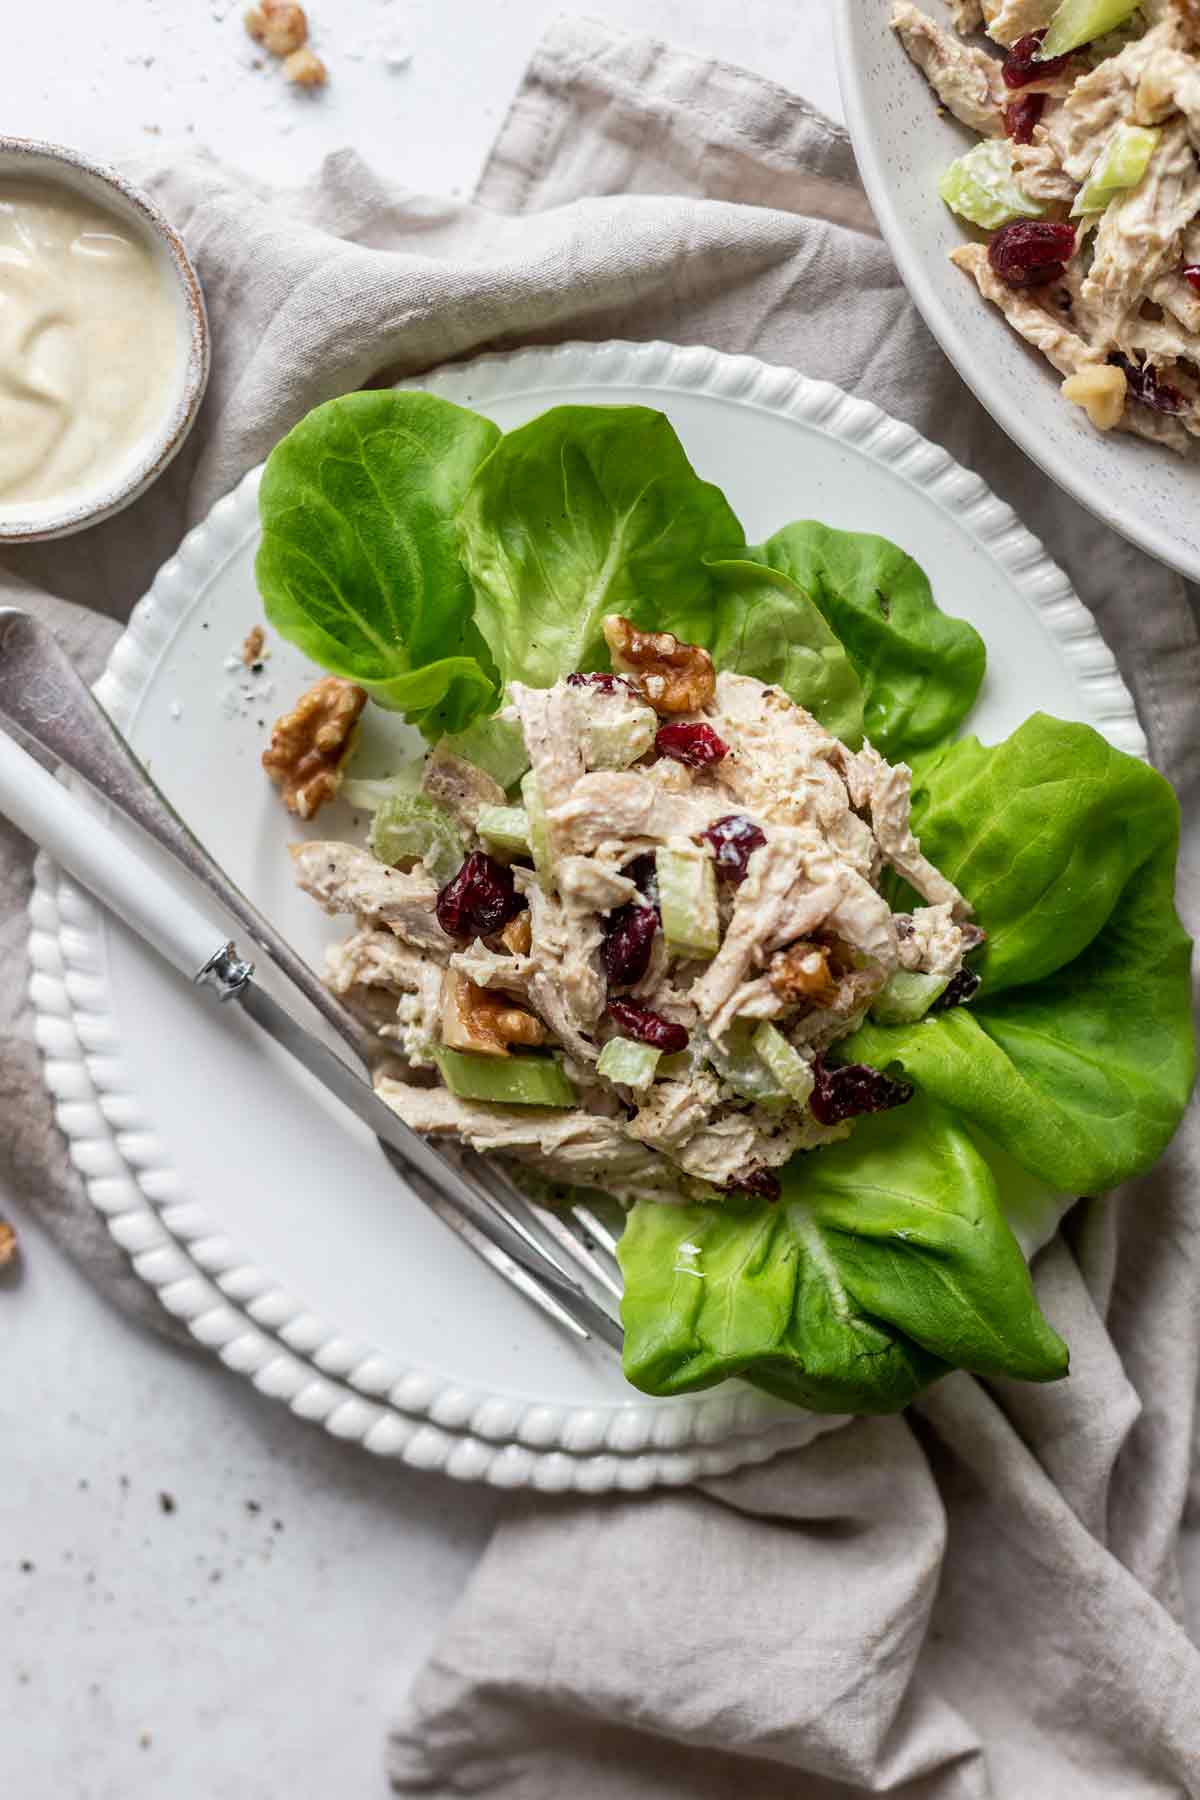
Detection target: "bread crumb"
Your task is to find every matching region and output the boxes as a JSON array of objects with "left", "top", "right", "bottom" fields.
[{"left": 283, "top": 46, "right": 328, "bottom": 87}]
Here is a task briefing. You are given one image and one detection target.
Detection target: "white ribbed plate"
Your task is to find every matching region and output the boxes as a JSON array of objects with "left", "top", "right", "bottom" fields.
[{"left": 28, "top": 340, "right": 1143, "bottom": 1490}]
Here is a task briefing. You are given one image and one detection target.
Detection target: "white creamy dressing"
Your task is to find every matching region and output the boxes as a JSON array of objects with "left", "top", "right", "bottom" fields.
[{"left": 0, "top": 179, "right": 180, "bottom": 511}]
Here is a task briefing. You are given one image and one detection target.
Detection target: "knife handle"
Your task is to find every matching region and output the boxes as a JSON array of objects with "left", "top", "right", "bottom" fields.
[{"left": 0, "top": 727, "right": 230, "bottom": 987}]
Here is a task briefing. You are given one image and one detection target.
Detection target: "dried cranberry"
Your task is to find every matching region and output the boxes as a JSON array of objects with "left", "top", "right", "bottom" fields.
[
  {"left": 988, "top": 221, "right": 1076, "bottom": 289},
  {"left": 621, "top": 852, "right": 661, "bottom": 912},
  {"left": 601, "top": 902, "right": 659, "bottom": 987},
  {"left": 435, "top": 851, "right": 524, "bottom": 941},
  {"left": 567, "top": 671, "right": 637, "bottom": 696},
  {"left": 931, "top": 967, "right": 982, "bottom": 1011},
  {"left": 1184, "top": 265, "right": 1200, "bottom": 295},
  {"left": 1005, "top": 92, "right": 1045, "bottom": 144},
  {"left": 607, "top": 1000, "right": 689, "bottom": 1054},
  {"left": 809, "top": 1056, "right": 914, "bottom": 1127},
  {"left": 1002, "top": 30, "right": 1070, "bottom": 89},
  {"left": 729, "top": 1167, "right": 781, "bottom": 1204},
  {"left": 654, "top": 722, "right": 729, "bottom": 768},
  {"left": 1108, "top": 352, "right": 1184, "bottom": 415},
  {"left": 700, "top": 814, "right": 767, "bottom": 884}
]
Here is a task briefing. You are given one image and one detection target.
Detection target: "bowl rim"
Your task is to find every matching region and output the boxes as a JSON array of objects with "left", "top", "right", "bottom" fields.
[
  {"left": 832, "top": 1, "right": 1200, "bottom": 584},
  {"left": 0, "top": 134, "right": 210, "bottom": 544}
]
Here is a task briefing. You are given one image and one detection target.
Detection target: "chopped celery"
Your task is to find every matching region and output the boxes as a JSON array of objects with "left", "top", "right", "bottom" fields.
[
  {"left": 597, "top": 1036, "right": 662, "bottom": 1091},
  {"left": 939, "top": 142, "right": 1046, "bottom": 231},
  {"left": 520, "top": 770, "right": 555, "bottom": 887},
  {"left": 581, "top": 703, "right": 657, "bottom": 771},
  {"left": 700, "top": 1023, "right": 788, "bottom": 1104},
  {"left": 1041, "top": 0, "right": 1140, "bottom": 59},
  {"left": 656, "top": 844, "right": 720, "bottom": 959},
  {"left": 656, "top": 1050, "right": 694, "bottom": 1081},
  {"left": 1072, "top": 124, "right": 1160, "bottom": 215},
  {"left": 752, "top": 1022, "right": 816, "bottom": 1106},
  {"left": 434, "top": 1048, "right": 578, "bottom": 1107},
  {"left": 442, "top": 714, "right": 530, "bottom": 790},
  {"left": 476, "top": 804, "right": 531, "bottom": 854},
  {"left": 369, "top": 793, "right": 465, "bottom": 885},
  {"left": 342, "top": 764, "right": 423, "bottom": 811},
  {"left": 869, "top": 970, "right": 950, "bottom": 1026}
]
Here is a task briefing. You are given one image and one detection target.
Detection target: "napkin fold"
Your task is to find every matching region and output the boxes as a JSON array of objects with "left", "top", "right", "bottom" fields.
[{"left": 2, "top": 16, "right": 1197, "bottom": 1798}]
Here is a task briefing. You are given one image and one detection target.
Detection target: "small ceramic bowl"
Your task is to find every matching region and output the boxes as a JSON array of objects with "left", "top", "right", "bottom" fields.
[{"left": 0, "top": 137, "right": 210, "bottom": 543}]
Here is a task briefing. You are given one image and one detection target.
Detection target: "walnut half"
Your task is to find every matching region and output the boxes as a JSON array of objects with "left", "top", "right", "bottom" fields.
[
  {"left": 439, "top": 970, "right": 546, "bottom": 1056},
  {"left": 262, "top": 676, "right": 366, "bottom": 819},
  {"left": 602, "top": 614, "right": 715, "bottom": 714}
]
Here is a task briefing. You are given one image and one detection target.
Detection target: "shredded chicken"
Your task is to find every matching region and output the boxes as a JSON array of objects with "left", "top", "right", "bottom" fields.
[
  {"left": 295, "top": 624, "right": 980, "bottom": 1209},
  {"left": 892, "top": 1, "right": 1007, "bottom": 136},
  {"left": 897, "top": 3, "right": 1200, "bottom": 454},
  {"left": 421, "top": 745, "right": 505, "bottom": 830},
  {"left": 950, "top": 244, "right": 1102, "bottom": 375}
]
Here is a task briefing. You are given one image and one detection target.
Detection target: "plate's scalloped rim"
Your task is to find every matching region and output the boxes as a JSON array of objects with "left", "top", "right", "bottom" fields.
[{"left": 27, "top": 338, "right": 1142, "bottom": 1490}]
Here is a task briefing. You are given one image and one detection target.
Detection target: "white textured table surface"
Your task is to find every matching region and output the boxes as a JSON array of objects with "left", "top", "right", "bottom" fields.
[{"left": 3, "top": 4, "right": 839, "bottom": 1796}]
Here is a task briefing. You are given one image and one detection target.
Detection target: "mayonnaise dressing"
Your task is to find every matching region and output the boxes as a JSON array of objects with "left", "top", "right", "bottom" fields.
[{"left": 0, "top": 179, "right": 181, "bottom": 511}]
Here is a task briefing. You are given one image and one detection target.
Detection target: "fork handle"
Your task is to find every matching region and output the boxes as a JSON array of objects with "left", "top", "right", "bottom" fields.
[
  {"left": 0, "top": 609, "right": 376, "bottom": 1064},
  {"left": 0, "top": 726, "right": 229, "bottom": 984}
]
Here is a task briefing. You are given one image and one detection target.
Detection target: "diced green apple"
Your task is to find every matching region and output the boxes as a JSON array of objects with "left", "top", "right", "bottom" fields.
[
  {"left": 869, "top": 970, "right": 950, "bottom": 1025},
  {"left": 656, "top": 844, "right": 720, "bottom": 959},
  {"left": 597, "top": 1037, "right": 662, "bottom": 1091},
  {"left": 1041, "top": 0, "right": 1140, "bottom": 59},
  {"left": 752, "top": 1022, "right": 816, "bottom": 1106},
  {"left": 939, "top": 142, "right": 1046, "bottom": 231},
  {"left": 434, "top": 1048, "right": 578, "bottom": 1107}
]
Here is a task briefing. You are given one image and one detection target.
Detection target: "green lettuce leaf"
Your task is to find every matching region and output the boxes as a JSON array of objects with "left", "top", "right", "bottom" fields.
[
  {"left": 457, "top": 404, "right": 745, "bottom": 689},
  {"left": 685, "top": 558, "right": 864, "bottom": 747},
  {"left": 256, "top": 391, "right": 501, "bottom": 733},
  {"left": 843, "top": 717, "right": 1195, "bottom": 1192},
  {"left": 619, "top": 1096, "right": 1067, "bottom": 1412},
  {"left": 747, "top": 521, "right": 986, "bottom": 757}
]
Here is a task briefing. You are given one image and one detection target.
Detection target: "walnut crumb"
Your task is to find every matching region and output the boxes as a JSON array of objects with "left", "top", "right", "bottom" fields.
[
  {"left": 498, "top": 913, "right": 532, "bottom": 957},
  {"left": 602, "top": 614, "right": 715, "bottom": 714},
  {"left": 768, "top": 942, "right": 840, "bottom": 1007},
  {"left": 244, "top": 1, "right": 308, "bottom": 56},
  {"left": 1061, "top": 364, "right": 1127, "bottom": 432},
  {"left": 242, "top": 625, "right": 266, "bottom": 667},
  {"left": 0, "top": 1219, "right": 17, "bottom": 1269},
  {"left": 284, "top": 46, "right": 328, "bottom": 86},
  {"left": 262, "top": 677, "right": 366, "bottom": 818},
  {"left": 439, "top": 970, "right": 545, "bottom": 1056}
]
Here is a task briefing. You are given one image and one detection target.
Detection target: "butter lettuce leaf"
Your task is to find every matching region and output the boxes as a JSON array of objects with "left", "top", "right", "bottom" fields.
[
  {"left": 619, "top": 1097, "right": 1066, "bottom": 1412},
  {"left": 256, "top": 392, "right": 501, "bottom": 734},
  {"left": 843, "top": 718, "right": 1195, "bottom": 1192},
  {"left": 747, "top": 521, "right": 986, "bottom": 758},
  {"left": 457, "top": 404, "right": 744, "bottom": 690}
]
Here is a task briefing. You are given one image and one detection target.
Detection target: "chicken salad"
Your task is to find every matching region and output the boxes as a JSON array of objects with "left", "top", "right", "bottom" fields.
[{"left": 894, "top": 0, "right": 1200, "bottom": 451}]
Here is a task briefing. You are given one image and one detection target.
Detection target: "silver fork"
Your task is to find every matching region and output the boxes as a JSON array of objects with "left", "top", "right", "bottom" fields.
[{"left": 0, "top": 608, "right": 623, "bottom": 1350}]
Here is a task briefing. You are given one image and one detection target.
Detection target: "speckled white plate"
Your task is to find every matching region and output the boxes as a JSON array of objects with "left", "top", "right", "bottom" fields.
[
  {"left": 27, "top": 339, "right": 1143, "bottom": 1490},
  {"left": 835, "top": 1, "right": 1200, "bottom": 583}
]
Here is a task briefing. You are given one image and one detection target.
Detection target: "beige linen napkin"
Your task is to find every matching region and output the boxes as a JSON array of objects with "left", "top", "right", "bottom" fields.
[{"left": 2, "top": 17, "right": 1197, "bottom": 1796}]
